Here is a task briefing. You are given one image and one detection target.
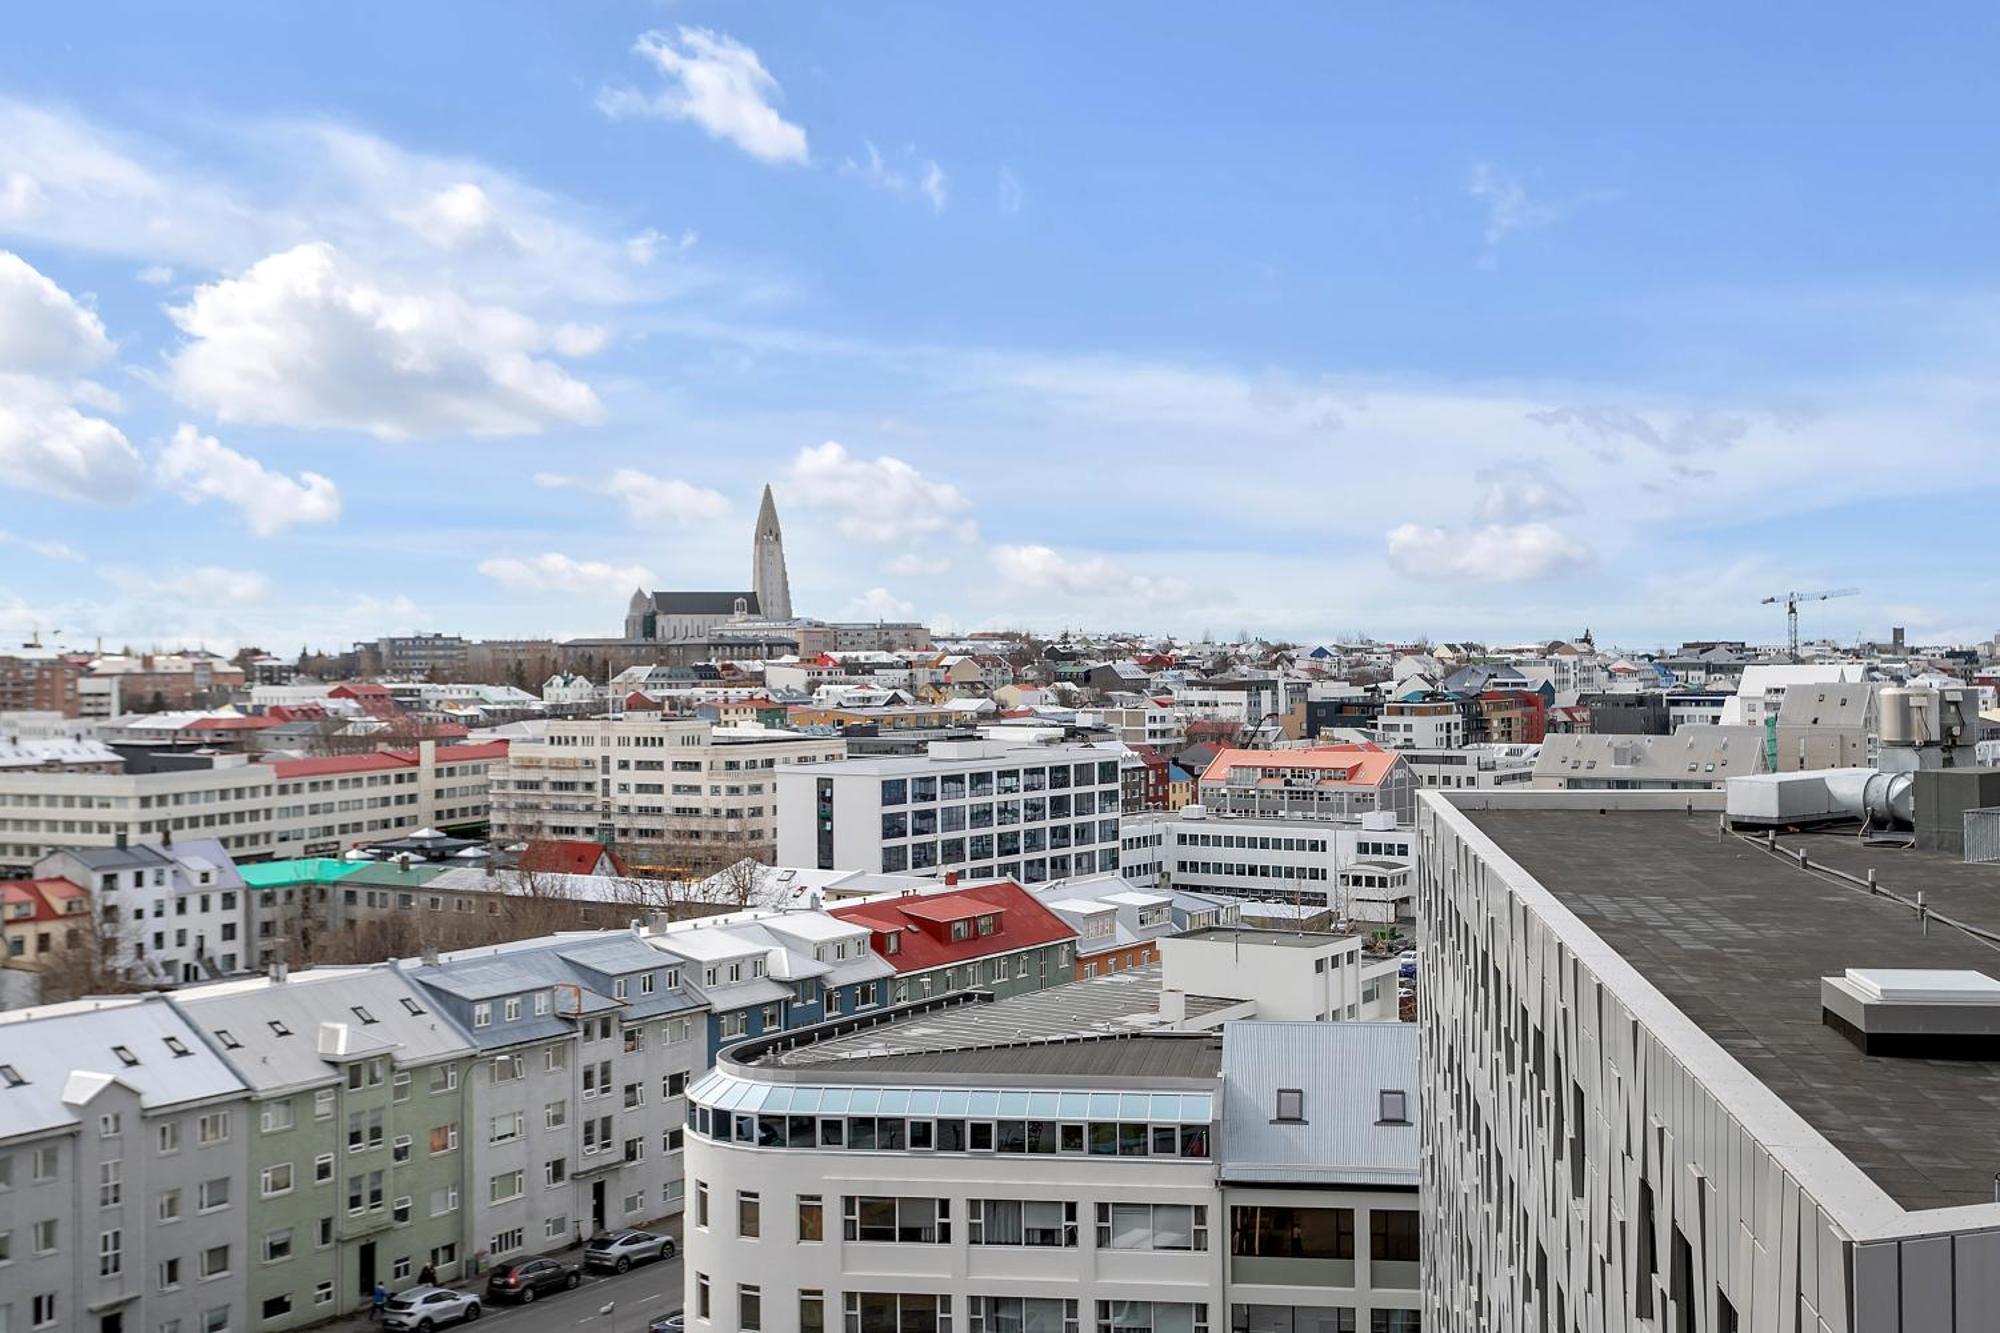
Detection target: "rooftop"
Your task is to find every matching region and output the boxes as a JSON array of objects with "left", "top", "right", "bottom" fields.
[
  {"left": 1174, "top": 926, "right": 1356, "bottom": 950},
  {"left": 1467, "top": 806, "right": 2000, "bottom": 1211},
  {"left": 1219, "top": 1021, "right": 1419, "bottom": 1188}
]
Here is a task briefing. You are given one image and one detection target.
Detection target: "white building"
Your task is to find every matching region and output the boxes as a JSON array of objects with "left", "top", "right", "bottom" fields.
[
  {"left": 774, "top": 739, "right": 1124, "bottom": 884},
  {"left": 35, "top": 837, "right": 251, "bottom": 985},
  {"left": 1418, "top": 785, "right": 2000, "bottom": 1333},
  {"left": 1374, "top": 699, "right": 1464, "bottom": 751},
  {"left": 1391, "top": 744, "right": 1538, "bottom": 792},
  {"left": 1719, "top": 663, "right": 1868, "bottom": 727},
  {"left": 1119, "top": 809, "right": 1413, "bottom": 920},
  {"left": 681, "top": 992, "right": 1422, "bottom": 1333},
  {"left": 489, "top": 717, "right": 845, "bottom": 870},
  {"left": 1158, "top": 927, "right": 1398, "bottom": 1023}
]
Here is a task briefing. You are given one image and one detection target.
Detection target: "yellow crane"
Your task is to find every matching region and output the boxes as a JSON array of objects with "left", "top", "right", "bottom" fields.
[{"left": 1760, "top": 588, "right": 1857, "bottom": 662}]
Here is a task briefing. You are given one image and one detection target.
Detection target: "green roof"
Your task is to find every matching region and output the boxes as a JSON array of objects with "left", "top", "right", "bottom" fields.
[{"left": 239, "top": 858, "right": 369, "bottom": 888}]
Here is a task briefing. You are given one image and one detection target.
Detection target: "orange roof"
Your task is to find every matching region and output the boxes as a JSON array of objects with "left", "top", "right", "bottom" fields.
[{"left": 1198, "top": 743, "right": 1402, "bottom": 789}]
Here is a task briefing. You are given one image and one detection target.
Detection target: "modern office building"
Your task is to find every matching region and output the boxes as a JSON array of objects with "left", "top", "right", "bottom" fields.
[
  {"left": 1118, "top": 809, "right": 1414, "bottom": 920},
  {"left": 1418, "top": 786, "right": 2000, "bottom": 1333},
  {"left": 775, "top": 739, "right": 1125, "bottom": 883}
]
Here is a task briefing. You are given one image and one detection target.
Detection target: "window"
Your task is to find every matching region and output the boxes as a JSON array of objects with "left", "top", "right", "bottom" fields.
[
  {"left": 970, "top": 1199, "right": 1079, "bottom": 1247},
  {"left": 260, "top": 1100, "right": 295, "bottom": 1134},
  {"left": 159, "top": 1120, "right": 182, "bottom": 1153},
  {"left": 472, "top": 1003, "right": 491, "bottom": 1028},
  {"left": 160, "top": 1256, "right": 182, "bottom": 1290},
  {"left": 429, "top": 1065, "right": 459, "bottom": 1094},
  {"left": 99, "top": 1227, "right": 123, "bottom": 1276},
  {"left": 491, "top": 1228, "right": 523, "bottom": 1256},
  {"left": 696, "top": 1274, "right": 711, "bottom": 1321},
  {"left": 545, "top": 1158, "right": 567, "bottom": 1187},
  {"left": 263, "top": 1227, "right": 293, "bottom": 1263},
  {"left": 346, "top": 1170, "right": 385, "bottom": 1216},
  {"left": 98, "top": 1159, "right": 122, "bottom": 1206},
  {"left": 971, "top": 1298, "right": 1080, "bottom": 1333},
  {"left": 546, "top": 1100, "right": 569, "bottom": 1130},
  {"left": 843, "top": 1294, "right": 952, "bottom": 1333},
  {"left": 317, "top": 1217, "right": 335, "bottom": 1247},
  {"left": 545, "top": 1046, "right": 568, "bottom": 1073},
  {"left": 314, "top": 1088, "right": 336, "bottom": 1119},
  {"left": 33, "top": 1219, "right": 57, "bottom": 1253},
  {"left": 158, "top": 1189, "right": 183, "bottom": 1223},
  {"left": 545, "top": 1214, "right": 569, "bottom": 1240},
  {"left": 198, "top": 1177, "right": 231, "bottom": 1212},
  {"left": 695, "top": 1180, "right": 709, "bottom": 1228},
  {"left": 1369, "top": 1210, "right": 1420, "bottom": 1264},
  {"left": 430, "top": 1186, "right": 459, "bottom": 1217},
  {"left": 741, "top": 1286, "right": 763, "bottom": 1332},
  {"left": 314, "top": 1281, "right": 335, "bottom": 1306},
  {"left": 801, "top": 1290, "right": 826, "bottom": 1333},
  {"left": 31, "top": 1294, "right": 56, "bottom": 1329},
  {"left": 31, "top": 1146, "right": 56, "bottom": 1182},
  {"left": 842, "top": 1196, "right": 951, "bottom": 1244},
  {"left": 1377, "top": 1090, "right": 1408, "bottom": 1125},
  {"left": 260, "top": 1163, "right": 294, "bottom": 1197},
  {"left": 1094, "top": 1302, "right": 1209, "bottom": 1333},
  {"left": 430, "top": 1123, "right": 459, "bottom": 1154},
  {"left": 197, "top": 1111, "right": 230, "bottom": 1145},
  {"left": 490, "top": 1112, "right": 523, "bottom": 1144},
  {"left": 314, "top": 1153, "right": 334, "bottom": 1184},
  {"left": 489, "top": 1171, "right": 524, "bottom": 1204},
  {"left": 392, "top": 1134, "right": 412, "bottom": 1165},
  {"left": 797, "top": 1194, "right": 824, "bottom": 1242},
  {"left": 1274, "top": 1089, "right": 1304, "bottom": 1122},
  {"left": 1229, "top": 1205, "right": 1354, "bottom": 1261},
  {"left": 101, "top": 1110, "right": 124, "bottom": 1135},
  {"left": 200, "top": 1244, "right": 231, "bottom": 1279},
  {"left": 1095, "top": 1203, "right": 1207, "bottom": 1251},
  {"left": 738, "top": 1191, "right": 761, "bottom": 1238},
  {"left": 504, "top": 996, "right": 522, "bottom": 1022}
]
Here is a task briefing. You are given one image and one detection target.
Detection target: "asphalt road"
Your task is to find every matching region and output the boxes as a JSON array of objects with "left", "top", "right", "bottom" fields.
[{"left": 338, "top": 1253, "right": 684, "bottom": 1333}]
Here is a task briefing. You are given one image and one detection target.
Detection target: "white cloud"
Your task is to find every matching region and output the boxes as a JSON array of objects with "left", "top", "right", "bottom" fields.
[
  {"left": 0, "top": 249, "right": 141, "bottom": 504},
  {"left": 991, "top": 544, "right": 1189, "bottom": 603},
  {"left": 839, "top": 142, "right": 950, "bottom": 213},
  {"left": 884, "top": 552, "right": 949, "bottom": 577},
  {"left": 166, "top": 242, "right": 604, "bottom": 438},
  {"left": 600, "top": 28, "right": 809, "bottom": 167},
  {"left": 103, "top": 563, "right": 272, "bottom": 607},
  {"left": 157, "top": 423, "right": 342, "bottom": 536},
  {"left": 0, "top": 530, "right": 81, "bottom": 561},
  {"left": 534, "top": 469, "right": 732, "bottom": 525},
  {"left": 786, "top": 441, "right": 973, "bottom": 542},
  {"left": 625, "top": 227, "right": 697, "bottom": 265},
  {"left": 1527, "top": 404, "right": 1747, "bottom": 459},
  {"left": 0, "top": 248, "right": 114, "bottom": 374},
  {"left": 848, "top": 587, "right": 916, "bottom": 621},
  {"left": 1467, "top": 162, "right": 1560, "bottom": 256},
  {"left": 1473, "top": 461, "right": 1579, "bottom": 523},
  {"left": 997, "top": 167, "right": 1023, "bottom": 215},
  {"left": 477, "top": 552, "right": 657, "bottom": 595},
  {"left": 136, "top": 264, "right": 175, "bottom": 286},
  {"left": 1384, "top": 522, "right": 1589, "bottom": 583},
  {"left": 396, "top": 181, "right": 506, "bottom": 250}
]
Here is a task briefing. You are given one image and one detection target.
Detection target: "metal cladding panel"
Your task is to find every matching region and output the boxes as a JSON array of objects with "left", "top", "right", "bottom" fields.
[
  {"left": 1952, "top": 1230, "right": 2000, "bottom": 1332},
  {"left": 1899, "top": 1234, "right": 1951, "bottom": 1333},
  {"left": 1852, "top": 1241, "right": 1900, "bottom": 1333}
]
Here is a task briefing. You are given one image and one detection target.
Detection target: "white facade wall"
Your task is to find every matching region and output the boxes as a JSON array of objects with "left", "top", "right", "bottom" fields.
[{"left": 1157, "top": 934, "right": 1364, "bottom": 1022}]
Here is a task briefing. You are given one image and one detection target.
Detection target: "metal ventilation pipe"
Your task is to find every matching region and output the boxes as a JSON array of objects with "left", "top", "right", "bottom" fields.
[{"left": 1821, "top": 768, "right": 1915, "bottom": 826}]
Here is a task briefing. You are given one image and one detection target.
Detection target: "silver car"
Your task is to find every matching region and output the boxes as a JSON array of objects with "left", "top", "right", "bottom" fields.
[
  {"left": 584, "top": 1229, "right": 677, "bottom": 1272},
  {"left": 383, "top": 1287, "right": 481, "bottom": 1332}
]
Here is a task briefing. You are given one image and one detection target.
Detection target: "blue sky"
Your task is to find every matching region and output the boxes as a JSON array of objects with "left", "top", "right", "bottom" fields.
[{"left": 3, "top": 4, "right": 1999, "bottom": 654}]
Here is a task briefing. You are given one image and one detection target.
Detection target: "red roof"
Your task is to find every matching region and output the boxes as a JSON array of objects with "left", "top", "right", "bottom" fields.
[
  {"left": 184, "top": 715, "right": 278, "bottom": 732},
  {"left": 272, "top": 740, "right": 507, "bottom": 780},
  {"left": 1199, "top": 743, "right": 1403, "bottom": 789},
  {"left": 518, "top": 839, "right": 624, "bottom": 877},
  {"left": 331, "top": 683, "right": 391, "bottom": 697},
  {"left": 2, "top": 877, "right": 87, "bottom": 924},
  {"left": 831, "top": 881, "right": 1076, "bottom": 974}
]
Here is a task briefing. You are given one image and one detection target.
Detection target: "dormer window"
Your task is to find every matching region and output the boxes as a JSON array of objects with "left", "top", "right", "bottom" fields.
[
  {"left": 950, "top": 921, "right": 971, "bottom": 942},
  {"left": 975, "top": 915, "right": 997, "bottom": 937},
  {"left": 613, "top": 979, "right": 628, "bottom": 1001},
  {"left": 1378, "top": 1089, "right": 1409, "bottom": 1124},
  {"left": 640, "top": 973, "right": 656, "bottom": 995},
  {"left": 1274, "top": 1088, "right": 1305, "bottom": 1123},
  {"left": 884, "top": 934, "right": 901, "bottom": 956},
  {"left": 504, "top": 996, "right": 522, "bottom": 1021}
]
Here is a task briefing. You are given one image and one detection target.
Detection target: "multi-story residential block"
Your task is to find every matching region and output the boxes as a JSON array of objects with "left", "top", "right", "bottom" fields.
[
  {"left": 83, "top": 653, "right": 246, "bottom": 719},
  {"left": 489, "top": 717, "right": 843, "bottom": 873},
  {"left": 0, "top": 874, "right": 89, "bottom": 996},
  {"left": 1195, "top": 747, "right": 1413, "bottom": 826},
  {"left": 681, "top": 992, "right": 1421, "bottom": 1333},
  {"left": 0, "top": 648, "right": 84, "bottom": 716},
  {"left": 1374, "top": 699, "right": 1465, "bottom": 751},
  {"left": 830, "top": 880, "right": 1079, "bottom": 1001},
  {"left": 402, "top": 933, "right": 708, "bottom": 1247},
  {"left": 647, "top": 909, "right": 900, "bottom": 1053},
  {"left": 1531, "top": 726, "right": 1768, "bottom": 789},
  {"left": 169, "top": 968, "right": 477, "bottom": 1325},
  {"left": 775, "top": 739, "right": 1124, "bottom": 883},
  {"left": 1390, "top": 744, "right": 1538, "bottom": 792},
  {"left": 1119, "top": 808, "right": 1414, "bottom": 921},
  {"left": 1158, "top": 928, "right": 1396, "bottom": 1024},
  {"left": 34, "top": 837, "right": 251, "bottom": 985},
  {"left": 1024, "top": 874, "right": 1184, "bottom": 978},
  {"left": 0, "top": 740, "right": 506, "bottom": 871},
  {"left": 1417, "top": 786, "right": 2000, "bottom": 1333},
  {"left": 0, "top": 995, "right": 252, "bottom": 1333},
  {"left": 1083, "top": 700, "right": 1185, "bottom": 755}
]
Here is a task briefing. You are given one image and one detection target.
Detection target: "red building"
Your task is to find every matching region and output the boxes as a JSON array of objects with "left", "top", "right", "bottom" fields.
[{"left": 831, "top": 881, "right": 1078, "bottom": 998}]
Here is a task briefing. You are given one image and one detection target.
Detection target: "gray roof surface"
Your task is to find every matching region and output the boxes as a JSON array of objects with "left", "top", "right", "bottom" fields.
[
  {"left": 403, "top": 936, "right": 704, "bottom": 1049},
  {"left": 1218, "top": 1020, "right": 1419, "bottom": 1187},
  {"left": 1469, "top": 808, "right": 2000, "bottom": 1211},
  {"left": 649, "top": 591, "right": 760, "bottom": 615},
  {"left": 56, "top": 844, "right": 176, "bottom": 870},
  {"left": 0, "top": 995, "right": 246, "bottom": 1139},
  {"left": 1177, "top": 927, "right": 1354, "bottom": 950},
  {"left": 171, "top": 967, "right": 474, "bottom": 1091},
  {"left": 759, "top": 964, "right": 1241, "bottom": 1069},
  {"left": 836, "top": 1033, "right": 1224, "bottom": 1081}
]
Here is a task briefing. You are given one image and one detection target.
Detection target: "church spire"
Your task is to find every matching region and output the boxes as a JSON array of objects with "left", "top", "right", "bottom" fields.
[{"left": 752, "top": 484, "right": 792, "bottom": 620}]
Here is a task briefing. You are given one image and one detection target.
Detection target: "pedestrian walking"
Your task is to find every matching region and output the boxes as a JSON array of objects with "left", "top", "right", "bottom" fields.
[{"left": 369, "top": 1283, "right": 387, "bottom": 1321}]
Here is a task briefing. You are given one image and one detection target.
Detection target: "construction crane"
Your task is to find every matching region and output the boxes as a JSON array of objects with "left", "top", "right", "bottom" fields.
[{"left": 1760, "top": 587, "right": 1858, "bottom": 662}]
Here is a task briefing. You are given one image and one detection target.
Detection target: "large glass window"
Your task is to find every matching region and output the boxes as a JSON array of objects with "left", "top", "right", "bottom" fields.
[
  {"left": 843, "top": 1196, "right": 951, "bottom": 1244},
  {"left": 881, "top": 780, "right": 908, "bottom": 806},
  {"left": 1097, "top": 1203, "right": 1206, "bottom": 1251},
  {"left": 911, "top": 777, "right": 938, "bottom": 803},
  {"left": 1095, "top": 1302, "right": 1209, "bottom": 1333},
  {"left": 1230, "top": 1206, "right": 1354, "bottom": 1259},
  {"left": 971, "top": 1298, "right": 1079, "bottom": 1333},
  {"left": 882, "top": 812, "right": 908, "bottom": 840},
  {"left": 1229, "top": 1307, "right": 1355, "bottom": 1333},
  {"left": 845, "top": 1293, "right": 950, "bottom": 1333},
  {"left": 970, "top": 1199, "right": 1077, "bottom": 1246},
  {"left": 1369, "top": 1210, "right": 1420, "bottom": 1263}
]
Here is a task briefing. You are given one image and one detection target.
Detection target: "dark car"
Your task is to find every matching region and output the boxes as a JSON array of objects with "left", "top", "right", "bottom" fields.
[{"left": 483, "top": 1256, "right": 581, "bottom": 1304}]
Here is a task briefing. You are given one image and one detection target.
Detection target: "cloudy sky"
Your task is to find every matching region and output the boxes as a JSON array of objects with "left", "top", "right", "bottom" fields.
[{"left": 4, "top": 5, "right": 2000, "bottom": 655}]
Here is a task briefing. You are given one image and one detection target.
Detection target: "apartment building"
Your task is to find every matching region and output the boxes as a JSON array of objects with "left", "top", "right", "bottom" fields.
[
  {"left": 1119, "top": 808, "right": 1413, "bottom": 920},
  {"left": 680, "top": 1000, "right": 1422, "bottom": 1333},
  {"left": 488, "top": 717, "right": 843, "bottom": 872},
  {"left": 0, "top": 741, "right": 506, "bottom": 871},
  {"left": 35, "top": 838, "right": 251, "bottom": 985},
  {"left": 0, "top": 648, "right": 83, "bottom": 716},
  {"left": 775, "top": 739, "right": 1125, "bottom": 883},
  {"left": 1082, "top": 700, "right": 1185, "bottom": 755},
  {"left": 1195, "top": 747, "right": 1413, "bottom": 826},
  {"left": 1374, "top": 700, "right": 1464, "bottom": 750},
  {"left": 1531, "top": 726, "right": 1767, "bottom": 789},
  {"left": 1417, "top": 787, "right": 2000, "bottom": 1332},
  {"left": 169, "top": 969, "right": 477, "bottom": 1326},
  {"left": 402, "top": 934, "right": 708, "bottom": 1247},
  {"left": 1391, "top": 744, "right": 1538, "bottom": 792},
  {"left": 0, "top": 995, "right": 252, "bottom": 1333},
  {"left": 830, "top": 880, "right": 1079, "bottom": 1000}
]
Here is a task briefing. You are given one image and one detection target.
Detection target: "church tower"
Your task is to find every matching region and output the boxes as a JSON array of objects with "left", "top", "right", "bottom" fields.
[{"left": 751, "top": 484, "right": 793, "bottom": 621}]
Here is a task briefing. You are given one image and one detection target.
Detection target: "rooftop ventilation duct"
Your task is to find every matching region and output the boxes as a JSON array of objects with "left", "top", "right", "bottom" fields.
[{"left": 1726, "top": 769, "right": 1912, "bottom": 828}]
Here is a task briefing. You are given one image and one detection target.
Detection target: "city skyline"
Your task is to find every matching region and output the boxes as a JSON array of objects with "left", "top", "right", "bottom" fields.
[{"left": 3, "top": 6, "right": 1999, "bottom": 652}]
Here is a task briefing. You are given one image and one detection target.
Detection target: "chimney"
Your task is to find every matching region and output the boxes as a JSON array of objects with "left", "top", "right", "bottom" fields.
[
  {"left": 269, "top": 959, "right": 288, "bottom": 983},
  {"left": 944, "top": 870, "right": 960, "bottom": 887},
  {"left": 420, "top": 945, "right": 439, "bottom": 967},
  {"left": 1158, "top": 988, "right": 1187, "bottom": 1024},
  {"left": 162, "top": 828, "right": 172, "bottom": 846}
]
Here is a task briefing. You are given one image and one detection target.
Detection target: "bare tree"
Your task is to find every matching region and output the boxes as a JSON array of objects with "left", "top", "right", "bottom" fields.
[{"left": 35, "top": 910, "right": 138, "bottom": 1005}]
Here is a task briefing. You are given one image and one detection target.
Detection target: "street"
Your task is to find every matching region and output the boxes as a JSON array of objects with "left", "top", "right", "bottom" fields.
[{"left": 330, "top": 1253, "right": 684, "bottom": 1333}]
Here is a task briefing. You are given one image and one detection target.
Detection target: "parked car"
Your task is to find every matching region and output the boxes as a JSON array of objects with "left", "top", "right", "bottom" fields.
[
  {"left": 585, "top": 1230, "right": 678, "bottom": 1273},
  {"left": 383, "top": 1287, "right": 481, "bottom": 1331},
  {"left": 648, "top": 1315, "right": 687, "bottom": 1333},
  {"left": 484, "top": 1256, "right": 582, "bottom": 1304},
  {"left": 1398, "top": 961, "right": 1418, "bottom": 979},
  {"left": 1396, "top": 950, "right": 1418, "bottom": 965}
]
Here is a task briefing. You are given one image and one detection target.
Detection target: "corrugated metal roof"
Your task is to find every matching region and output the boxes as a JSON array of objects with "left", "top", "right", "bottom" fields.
[
  {"left": 0, "top": 995, "right": 246, "bottom": 1138},
  {"left": 1218, "top": 1020, "right": 1419, "bottom": 1187}
]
